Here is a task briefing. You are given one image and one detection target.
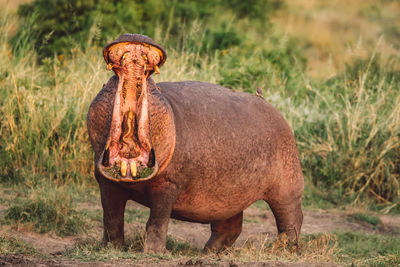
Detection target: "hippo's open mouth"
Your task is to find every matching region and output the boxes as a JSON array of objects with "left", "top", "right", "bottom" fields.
[{"left": 97, "top": 39, "right": 165, "bottom": 182}]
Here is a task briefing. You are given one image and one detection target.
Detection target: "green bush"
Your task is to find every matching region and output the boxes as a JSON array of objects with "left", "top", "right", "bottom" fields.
[
  {"left": 202, "top": 22, "right": 242, "bottom": 52},
  {"left": 13, "top": 0, "right": 283, "bottom": 59},
  {"left": 16, "top": 0, "right": 98, "bottom": 58},
  {"left": 224, "top": 0, "right": 283, "bottom": 21},
  {"left": 218, "top": 36, "right": 307, "bottom": 94}
]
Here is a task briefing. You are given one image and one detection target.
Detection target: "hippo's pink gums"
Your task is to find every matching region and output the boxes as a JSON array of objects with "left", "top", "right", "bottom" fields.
[{"left": 87, "top": 34, "right": 304, "bottom": 252}]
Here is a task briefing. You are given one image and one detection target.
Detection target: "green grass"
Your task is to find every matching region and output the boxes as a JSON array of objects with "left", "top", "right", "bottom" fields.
[
  {"left": 251, "top": 200, "right": 270, "bottom": 210},
  {"left": 335, "top": 231, "right": 400, "bottom": 266},
  {"left": 3, "top": 184, "right": 86, "bottom": 236},
  {"left": 347, "top": 213, "right": 382, "bottom": 226},
  {"left": 0, "top": 236, "right": 40, "bottom": 256},
  {"left": 166, "top": 236, "right": 201, "bottom": 256},
  {"left": 125, "top": 208, "right": 150, "bottom": 224},
  {"left": 81, "top": 208, "right": 102, "bottom": 222}
]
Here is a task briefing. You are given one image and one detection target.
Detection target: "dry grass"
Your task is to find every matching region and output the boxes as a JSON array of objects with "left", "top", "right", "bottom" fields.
[{"left": 218, "top": 233, "right": 338, "bottom": 264}]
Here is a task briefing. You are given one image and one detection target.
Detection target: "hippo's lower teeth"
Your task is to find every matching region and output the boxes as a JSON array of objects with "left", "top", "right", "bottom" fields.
[
  {"left": 130, "top": 161, "right": 137, "bottom": 177},
  {"left": 102, "top": 162, "right": 155, "bottom": 180},
  {"left": 121, "top": 161, "right": 127, "bottom": 177}
]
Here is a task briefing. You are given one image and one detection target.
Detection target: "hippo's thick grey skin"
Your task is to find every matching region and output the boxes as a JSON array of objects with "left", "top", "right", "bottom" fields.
[{"left": 87, "top": 34, "right": 303, "bottom": 253}]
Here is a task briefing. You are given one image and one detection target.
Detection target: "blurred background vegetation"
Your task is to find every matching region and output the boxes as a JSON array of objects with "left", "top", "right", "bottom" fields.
[{"left": 0, "top": 0, "right": 400, "bottom": 236}]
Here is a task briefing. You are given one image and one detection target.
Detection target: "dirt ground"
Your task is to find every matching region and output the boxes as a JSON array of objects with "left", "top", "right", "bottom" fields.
[{"left": 1, "top": 200, "right": 399, "bottom": 267}]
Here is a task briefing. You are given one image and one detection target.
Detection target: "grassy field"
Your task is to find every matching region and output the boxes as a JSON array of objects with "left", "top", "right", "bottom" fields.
[{"left": 0, "top": 0, "right": 399, "bottom": 266}]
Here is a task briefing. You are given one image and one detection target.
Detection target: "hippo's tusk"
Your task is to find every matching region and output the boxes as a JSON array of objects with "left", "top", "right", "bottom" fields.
[
  {"left": 107, "top": 63, "right": 113, "bottom": 70},
  {"left": 154, "top": 65, "right": 160, "bottom": 74}
]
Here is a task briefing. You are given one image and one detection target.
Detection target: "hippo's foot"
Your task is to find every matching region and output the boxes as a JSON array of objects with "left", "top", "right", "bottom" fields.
[
  {"left": 143, "top": 237, "right": 168, "bottom": 253},
  {"left": 204, "top": 212, "right": 243, "bottom": 253},
  {"left": 267, "top": 200, "right": 303, "bottom": 250},
  {"left": 144, "top": 215, "right": 169, "bottom": 253},
  {"left": 144, "top": 181, "right": 179, "bottom": 253}
]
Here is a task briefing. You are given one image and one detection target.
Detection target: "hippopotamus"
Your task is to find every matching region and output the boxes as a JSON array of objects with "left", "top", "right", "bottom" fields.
[{"left": 87, "top": 34, "right": 304, "bottom": 253}]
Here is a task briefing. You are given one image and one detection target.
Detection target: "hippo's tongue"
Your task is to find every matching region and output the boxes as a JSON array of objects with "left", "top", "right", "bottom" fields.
[{"left": 100, "top": 43, "right": 162, "bottom": 182}]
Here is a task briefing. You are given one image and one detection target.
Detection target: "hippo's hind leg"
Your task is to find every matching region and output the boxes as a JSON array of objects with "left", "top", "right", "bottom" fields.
[
  {"left": 264, "top": 173, "right": 303, "bottom": 248},
  {"left": 265, "top": 146, "right": 304, "bottom": 248},
  {"left": 204, "top": 212, "right": 243, "bottom": 252},
  {"left": 98, "top": 177, "right": 128, "bottom": 246},
  {"left": 267, "top": 199, "right": 303, "bottom": 248}
]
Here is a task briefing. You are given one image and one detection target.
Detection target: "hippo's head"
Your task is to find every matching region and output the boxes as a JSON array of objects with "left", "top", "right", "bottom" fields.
[{"left": 98, "top": 34, "right": 167, "bottom": 182}]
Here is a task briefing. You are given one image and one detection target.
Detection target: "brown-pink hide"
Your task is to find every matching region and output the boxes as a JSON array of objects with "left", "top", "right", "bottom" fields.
[{"left": 87, "top": 34, "right": 304, "bottom": 253}]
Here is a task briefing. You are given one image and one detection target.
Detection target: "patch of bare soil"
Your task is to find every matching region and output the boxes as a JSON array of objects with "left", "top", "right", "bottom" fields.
[{"left": 1, "top": 200, "right": 399, "bottom": 266}]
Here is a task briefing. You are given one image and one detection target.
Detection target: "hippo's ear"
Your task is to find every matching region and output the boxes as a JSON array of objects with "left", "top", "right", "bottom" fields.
[{"left": 103, "top": 34, "right": 167, "bottom": 70}]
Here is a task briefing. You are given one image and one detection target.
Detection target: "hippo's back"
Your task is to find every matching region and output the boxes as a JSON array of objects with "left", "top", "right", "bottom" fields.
[{"left": 156, "top": 81, "right": 300, "bottom": 222}]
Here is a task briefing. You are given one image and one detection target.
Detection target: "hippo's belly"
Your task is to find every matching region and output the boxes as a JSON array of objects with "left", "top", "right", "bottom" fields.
[
  {"left": 170, "top": 168, "right": 269, "bottom": 222},
  {"left": 156, "top": 81, "right": 292, "bottom": 222}
]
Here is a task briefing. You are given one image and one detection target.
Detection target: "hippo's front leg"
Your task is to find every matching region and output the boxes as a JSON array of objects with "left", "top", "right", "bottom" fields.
[
  {"left": 144, "top": 180, "right": 180, "bottom": 253},
  {"left": 98, "top": 176, "right": 129, "bottom": 246}
]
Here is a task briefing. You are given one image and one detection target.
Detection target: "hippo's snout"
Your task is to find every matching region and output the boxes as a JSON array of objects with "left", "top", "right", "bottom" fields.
[{"left": 97, "top": 34, "right": 166, "bottom": 183}]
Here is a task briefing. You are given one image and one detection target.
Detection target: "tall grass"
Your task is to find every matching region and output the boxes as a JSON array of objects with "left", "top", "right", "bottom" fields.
[
  {"left": 296, "top": 54, "right": 400, "bottom": 208},
  {"left": 0, "top": 4, "right": 399, "bottom": 212},
  {"left": 0, "top": 10, "right": 104, "bottom": 187}
]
